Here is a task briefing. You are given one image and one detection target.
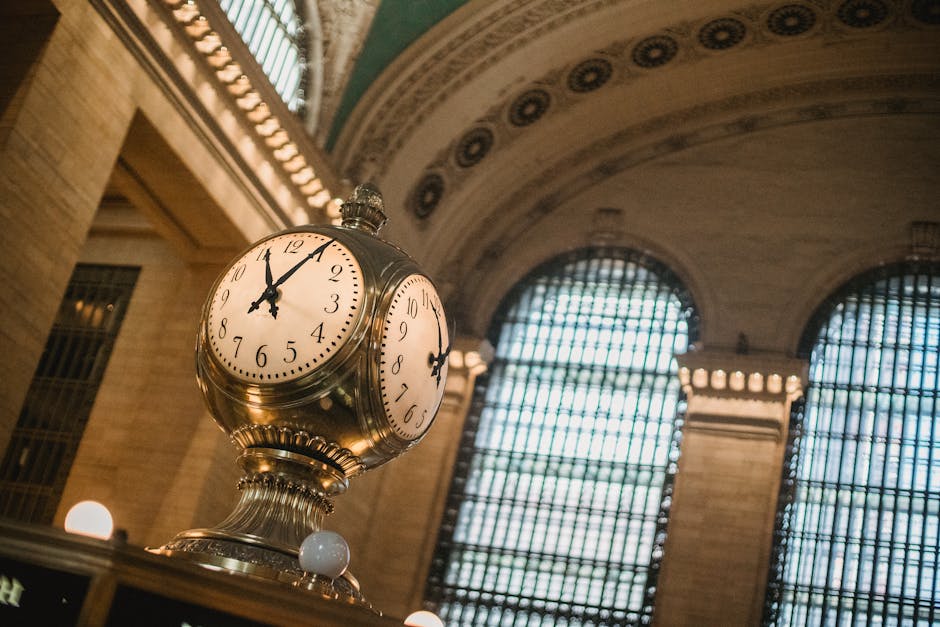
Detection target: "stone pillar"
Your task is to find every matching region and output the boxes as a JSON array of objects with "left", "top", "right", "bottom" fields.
[
  {"left": 654, "top": 350, "right": 806, "bottom": 626},
  {"left": 0, "top": 2, "right": 138, "bottom": 452}
]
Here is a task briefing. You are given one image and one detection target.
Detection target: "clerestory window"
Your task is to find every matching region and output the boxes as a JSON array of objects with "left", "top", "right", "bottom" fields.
[
  {"left": 219, "top": 0, "right": 307, "bottom": 114},
  {"left": 765, "top": 261, "right": 940, "bottom": 626},
  {"left": 426, "top": 248, "right": 698, "bottom": 626}
]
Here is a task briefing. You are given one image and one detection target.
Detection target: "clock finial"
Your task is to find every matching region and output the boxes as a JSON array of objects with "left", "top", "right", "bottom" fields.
[{"left": 340, "top": 182, "right": 387, "bottom": 234}]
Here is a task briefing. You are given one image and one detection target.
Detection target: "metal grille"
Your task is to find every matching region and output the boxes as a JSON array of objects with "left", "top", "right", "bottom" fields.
[
  {"left": 0, "top": 264, "right": 139, "bottom": 523},
  {"left": 218, "top": 0, "right": 307, "bottom": 114},
  {"left": 427, "top": 248, "right": 698, "bottom": 626},
  {"left": 765, "top": 261, "right": 940, "bottom": 626}
]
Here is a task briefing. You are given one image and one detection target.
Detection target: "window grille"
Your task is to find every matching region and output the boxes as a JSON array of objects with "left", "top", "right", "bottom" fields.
[
  {"left": 218, "top": 0, "right": 307, "bottom": 114},
  {"left": 0, "top": 264, "right": 139, "bottom": 523},
  {"left": 765, "top": 261, "right": 940, "bottom": 626},
  {"left": 426, "top": 248, "right": 698, "bottom": 626}
]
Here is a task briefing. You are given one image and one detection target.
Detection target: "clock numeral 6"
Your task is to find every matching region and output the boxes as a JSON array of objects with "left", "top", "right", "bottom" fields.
[
  {"left": 403, "top": 404, "right": 417, "bottom": 424},
  {"left": 255, "top": 344, "right": 268, "bottom": 367}
]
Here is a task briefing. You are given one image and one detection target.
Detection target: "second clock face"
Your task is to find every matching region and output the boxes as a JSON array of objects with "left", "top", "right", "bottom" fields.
[
  {"left": 206, "top": 232, "right": 363, "bottom": 383},
  {"left": 378, "top": 274, "right": 449, "bottom": 441}
]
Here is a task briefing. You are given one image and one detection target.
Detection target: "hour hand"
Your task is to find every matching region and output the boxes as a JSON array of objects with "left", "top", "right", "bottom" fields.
[
  {"left": 428, "top": 303, "right": 451, "bottom": 386},
  {"left": 248, "top": 248, "right": 279, "bottom": 318}
]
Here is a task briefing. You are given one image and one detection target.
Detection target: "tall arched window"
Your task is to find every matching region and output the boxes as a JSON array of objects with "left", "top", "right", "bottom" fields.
[
  {"left": 765, "top": 261, "right": 940, "bottom": 626},
  {"left": 219, "top": 0, "right": 307, "bottom": 113},
  {"left": 427, "top": 248, "right": 698, "bottom": 626}
]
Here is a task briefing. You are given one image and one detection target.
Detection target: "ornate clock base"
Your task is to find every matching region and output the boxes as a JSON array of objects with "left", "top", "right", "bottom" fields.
[
  {"left": 152, "top": 440, "right": 376, "bottom": 611},
  {"left": 156, "top": 537, "right": 376, "bottom": 611}
]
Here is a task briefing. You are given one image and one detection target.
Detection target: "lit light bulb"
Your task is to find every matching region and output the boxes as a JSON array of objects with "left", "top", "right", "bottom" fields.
[
  {"left": 64, "top": 500, "right": 114, "bottom": 540},
  {"left": 404, "top": 610, "right": 444, "bottom": 627}
]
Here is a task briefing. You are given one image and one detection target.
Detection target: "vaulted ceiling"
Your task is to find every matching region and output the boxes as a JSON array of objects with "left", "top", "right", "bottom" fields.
[{"left": 325, "top": 0, "right": 940, "bottom": 350}]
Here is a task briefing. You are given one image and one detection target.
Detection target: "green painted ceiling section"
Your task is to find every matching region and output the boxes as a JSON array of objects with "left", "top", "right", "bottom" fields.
[{"left": 326, "top": 0, "right": 469, "bottom": 151}]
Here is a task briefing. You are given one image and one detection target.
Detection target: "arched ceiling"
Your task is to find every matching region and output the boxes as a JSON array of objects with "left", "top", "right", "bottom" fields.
[{"left": 330, "top": 0, "right": 940, "bottom": 351}]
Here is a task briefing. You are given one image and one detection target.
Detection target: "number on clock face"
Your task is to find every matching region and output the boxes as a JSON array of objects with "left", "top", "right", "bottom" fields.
[
  {"left": 379, "top": 275, "right": 449, "bottom": 440},
  {"left": 206, "top": 232, "right": 363, "bottom": 383}
]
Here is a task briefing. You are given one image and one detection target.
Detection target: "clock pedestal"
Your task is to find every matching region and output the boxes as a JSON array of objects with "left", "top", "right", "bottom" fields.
[
  {"left": 152, "top": 184, "right": 449, "bottom": 613},
  {"left": 154, "top": 425, "right": 373, "bottom": 608}
]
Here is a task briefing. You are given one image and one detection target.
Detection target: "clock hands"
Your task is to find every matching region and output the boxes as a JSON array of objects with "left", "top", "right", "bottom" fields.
[
  {"left": 427, "top": 302, "right": 451, "bottom": 387},
  {"left": 248, "top": 238, "right": 336, "bottom": 318},
  {"left": 247, "top": 248, "right": 279, "bottom": 318}
]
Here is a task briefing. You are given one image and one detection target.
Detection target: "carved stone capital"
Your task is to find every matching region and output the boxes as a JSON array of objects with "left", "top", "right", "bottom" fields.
[{"left": 675, "top": 350, "right": 808, "bottom": 440}]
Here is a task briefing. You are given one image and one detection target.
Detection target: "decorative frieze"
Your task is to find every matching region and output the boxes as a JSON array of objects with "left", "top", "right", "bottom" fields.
[{"left": 676, "top": 350, "right": 807, "bottom": 440}]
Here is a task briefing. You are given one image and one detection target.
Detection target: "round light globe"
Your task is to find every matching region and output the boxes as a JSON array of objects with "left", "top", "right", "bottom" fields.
[
  {"left": 298, "top": 530, "right": 350, "bottom": 579},
  {"left": 64, "top": 500, "right": 114, "bottom": 540},
  {"left": 404, "top": 610, "right": 444, "bottom": 627}
]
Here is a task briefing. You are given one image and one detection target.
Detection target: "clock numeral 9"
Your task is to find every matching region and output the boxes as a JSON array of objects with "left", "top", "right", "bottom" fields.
[
  {"left": 219, "top": 289, "right": 230, "bottom": 307},
  {"left": 391, "top": 354, "right": 403, "bottom": 375},
  {"left": 399, "top": 321, "right": 408, "bottom": 341}
]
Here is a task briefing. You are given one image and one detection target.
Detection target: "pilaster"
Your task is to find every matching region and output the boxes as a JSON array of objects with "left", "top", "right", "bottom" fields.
[{"left": 654, "top": 349, "right": 806, "bottom": 626}]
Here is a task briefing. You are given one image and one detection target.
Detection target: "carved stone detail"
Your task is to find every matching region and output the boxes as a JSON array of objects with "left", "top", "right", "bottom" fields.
[{"left": 339, "top": 0, "right": 933, "bottom": 182}]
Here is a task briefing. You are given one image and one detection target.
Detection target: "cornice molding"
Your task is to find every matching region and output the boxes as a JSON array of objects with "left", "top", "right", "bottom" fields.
[{"left": 336, "top": 0, "right": 940, "bottom": 185}]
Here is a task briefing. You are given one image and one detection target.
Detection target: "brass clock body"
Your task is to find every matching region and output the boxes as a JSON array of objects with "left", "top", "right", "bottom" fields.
[{"left": 196, "top": 188, "right": 449, "bottom": 475}]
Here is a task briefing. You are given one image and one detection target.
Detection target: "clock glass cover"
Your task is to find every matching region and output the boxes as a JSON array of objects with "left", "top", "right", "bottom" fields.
[
  {"left": 378, "top": 274, "right": 449, "bottom": 440},
  {"left": 206, "top": 232, "right": 363, "bottom": 383}
]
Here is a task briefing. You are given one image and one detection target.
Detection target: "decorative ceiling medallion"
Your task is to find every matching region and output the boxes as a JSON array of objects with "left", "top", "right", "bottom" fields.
[
  {"left": 911, "top": 0, "right": 940, "bottom": 24},
  {"left": 509, "top": 89, "right": 551, "bottom": 126},
  {"left": 567, "top": 58, "right": 613, "bottom": 93},
  {"left": 836, "top": 0, "right": 889, "bottom": 27},
  {"left": 412, "top": 173, "right": 445, "bottom": 219},
  {"left": 699, "top": 18, "right": 748, "bottom": 49},
  {"left": 455, "top": 127, "right": 494, "bottom": 168},
  {"left": 632, "top": 35, "right": 679, "bottom": 68},
  {"left": 767, "top": 4, "right": 817, "bottom": 36}
]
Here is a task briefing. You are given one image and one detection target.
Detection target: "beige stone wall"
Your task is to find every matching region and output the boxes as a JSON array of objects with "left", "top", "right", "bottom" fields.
[
  {"left": 54, "top": 227, "right": 239, "bottom": 547},
  {"left": 0, "top": 0, "right": 285, "bottom": 549}
]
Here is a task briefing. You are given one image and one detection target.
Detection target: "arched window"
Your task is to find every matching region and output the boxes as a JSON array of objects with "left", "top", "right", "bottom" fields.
[
  {"left": 219, "top": 0, "right": 307, "bottom": 114},
  {"left": 765, "top": 261, "right": 940, "bottom": 626},
  {"left": 427, "top": 248, "right": 698, "bottom": 626}
]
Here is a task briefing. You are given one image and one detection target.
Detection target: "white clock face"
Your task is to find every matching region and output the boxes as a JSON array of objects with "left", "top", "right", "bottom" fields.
[
  {"left": 206, "top": 232, "right": 363, "bottom": 383},
  {"left": 378, "top": 275, "right": 449, "bottom": 440}
]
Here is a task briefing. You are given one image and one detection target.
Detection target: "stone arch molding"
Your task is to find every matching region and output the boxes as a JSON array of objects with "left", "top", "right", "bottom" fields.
[{"left": 334, "top": 0, "right": 940, "bottom": 186}]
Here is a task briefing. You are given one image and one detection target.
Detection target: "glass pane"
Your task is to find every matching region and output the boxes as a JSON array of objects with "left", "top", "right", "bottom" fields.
[
  {"left": 765, "top": 263, "right": 940, "bottom": 626},
  {"left": 0, "top": 265, "right": 140, "bottom": 524},
  {"left": 427, "top": 249, "right": 697, "bottom": 626},
  {"left": 219, "top": 0, "right": 306, "bottom": 113}
]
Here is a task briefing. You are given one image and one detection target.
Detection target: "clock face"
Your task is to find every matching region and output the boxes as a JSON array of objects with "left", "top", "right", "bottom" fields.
[
  {"left": 378, "top": 275, "right": 449, "bottom": 440},
  {"left": 206, "top": 232, "right": 363, "bottom": 383}
]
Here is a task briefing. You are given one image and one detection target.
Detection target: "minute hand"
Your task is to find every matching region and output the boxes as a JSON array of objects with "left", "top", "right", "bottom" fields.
[{"left": 271, "top": 238, "right": 336, "bottom": 289}]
